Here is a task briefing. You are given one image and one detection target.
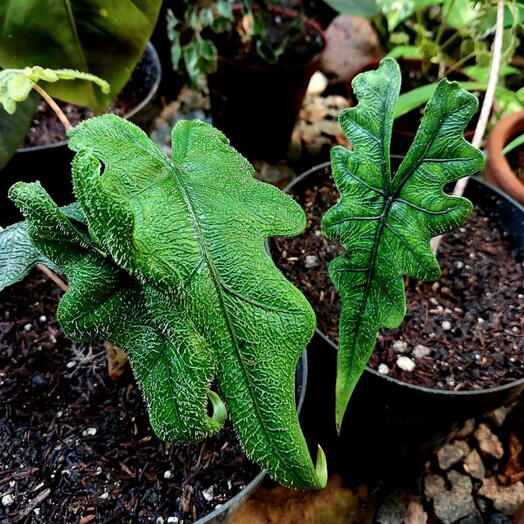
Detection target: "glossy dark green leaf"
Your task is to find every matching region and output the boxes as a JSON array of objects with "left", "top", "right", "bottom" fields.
[
  {"left": 0, "top": 1, "right": 162, "bottom": 111},
  {"left": 10, "top": 116, "right": 327, "bottom": 490},
  {"left": 322, "top": 59, "right": 484, "bottom": 429}
]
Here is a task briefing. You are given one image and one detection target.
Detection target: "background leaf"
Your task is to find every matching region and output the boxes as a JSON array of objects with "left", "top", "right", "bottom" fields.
[
  {"left": 0, "top": 92, "right": 37, "bottom": 170},
  {"left": 321, "top": 0, "right": 381, "bottom": 18},
  {"left": 322, "top": 59, "right": 484, "bottom": 429},
  {"left": 0, "top": 0, "right": 162, "bottom": 111}
]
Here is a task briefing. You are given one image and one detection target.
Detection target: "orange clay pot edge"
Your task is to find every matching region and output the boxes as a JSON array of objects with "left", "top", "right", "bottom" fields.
[{"left": 485, "top": 110, "right": 524, "bottom": 205}]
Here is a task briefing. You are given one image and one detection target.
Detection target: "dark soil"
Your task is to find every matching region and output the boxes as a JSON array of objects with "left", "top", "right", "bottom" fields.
[
  {"left": 272, "top": 168, "right": 524, "bottom": 391},
  {"left": 23, "top": 48, "right": 158, "bottom": 148},
  {"left": 507, "top": 146, "right": 524, "bottom": 182},
  {"left": 0, "top": 272, "right": 258, "bottom": 523},
  {"left": 210, "top": 8, "right": 324, "bottom": 67}
]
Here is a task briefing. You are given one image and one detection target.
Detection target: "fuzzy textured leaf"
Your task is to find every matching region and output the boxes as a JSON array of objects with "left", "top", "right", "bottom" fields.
[
  {"left": 0, "top": 68, "right": 109, "bottom": 115},
  {"left": 0, "top": 203, "right": 82, "bottom": 290},
  {"left": 9, "top": 116, "right": 327, "bottom": 490},
  {"left": 0, "top": 1, "right": 161, "bottom": 111},
  {"left": 321, "top": 58, "right": 484, "bottom": 429}
]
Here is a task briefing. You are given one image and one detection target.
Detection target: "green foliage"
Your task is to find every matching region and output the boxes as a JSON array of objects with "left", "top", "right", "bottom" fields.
[
  {"left": 167, "top": 0, "right": 310, "bottom": 88},
  {"left": 321, "top": 59, "right": 484, "bottom": 429},
  {"left": 167, "top": 2, "right": 231, "bottom": 89},
  {"left": 0, "top": 0, "right": 162, "bottom": 112},
  {"left": 321, "top": 0, "right": 381, "bottom": 18},
  {"left": 0, "top": 68, "right": 109, "bottom": 115},
  {"left": 8, "top": 115, "right": 327, "bottom": 490},
  {"left": 503, "top": 132, "right": 524, "bottom": 155},
  {"left": 0, "top": 93, "right": 38, "bottom": 170}
]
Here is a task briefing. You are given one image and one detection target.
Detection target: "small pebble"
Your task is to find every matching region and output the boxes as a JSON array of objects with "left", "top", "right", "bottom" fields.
[
  {"left": 100, "top": 492, "right": 109, "bottom": 500},
  {"left": 167, "top": 517, "right": 179, "bottom": 524},
  {"left": 397, "top": 356, "right": 416, "bottom": 372},
  {"left": 66, "top": 361, "right": 77, "bottom": 369},
  {"left": 82, "top": 427, "right": 97, "bottom": 437},
  {"left": 512, "top": 327, "right": 519, "bottom": 333},
  {"left": 454, "top": 260, "right": 464, "bottom": 269},
  {"left": 477, "top": 317, "right": 485, "bottom": 324},
  {"left": 156, "top": 518, "right": 165, "bottom": 524},
  {"left": 392, "top": 340, "right": 408, "bottom": 353},
  {"left": 304, "top": 255, "right": 319, "bottom": 268},
  {"left": 442, "top": 321, "right": 452, "bottom": 331},
  {"left": 163, "top": 470, "right": 173, "bottom": 479},
  {"left": 202, "top": 486, "right": 214, "bottom": 502},
  {"left": 378, "top": 363, "right": 390, "bottom": 375},
  {"left": 24, "top": 323, "right": 32, "bottom": 331},
  {"left": 2, "top": 494, "right": 15, "bottom": 506},
  {"left": 412, "top": 345, "right": 431, "bottom": 359},
  {"left": 39, "top": 315, "right": 47, "bottom": 322}
]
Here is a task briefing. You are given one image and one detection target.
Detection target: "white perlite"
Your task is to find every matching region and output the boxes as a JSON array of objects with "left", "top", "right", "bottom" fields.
[
  {"left": 393, "top": 340, "right": 408, "bottom": 353},
  {"left": 412, "top": 345, "right": 431, "bottom": 359},
  {"left": 1, "top": 494, "right": 15, "bottom": 506},
  {"left": 397, "top": 356, "right": 416, "bottom": 372},
  {"left": 378, "top": 363, "right": 390, "bottom": 375}
]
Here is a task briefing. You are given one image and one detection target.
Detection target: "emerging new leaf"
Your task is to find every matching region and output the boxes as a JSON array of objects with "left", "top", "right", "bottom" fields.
[
  {"left": 9, "top": 116, "right": 327, "bottom": 490},
  {"left": 0, "top": 68, "right": 109, "bottom": 114},
  {"left": 321, "top": 58, "right": 485, "bottom": 430}
]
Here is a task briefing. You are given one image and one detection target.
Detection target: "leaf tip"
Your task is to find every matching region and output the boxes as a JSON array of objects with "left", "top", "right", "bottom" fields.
[
  {"left": 314, "top": 445, "right": 328, "bottom": 489},
  {"left": 207, "top": 389, "right": 227, "bottom": 426}
]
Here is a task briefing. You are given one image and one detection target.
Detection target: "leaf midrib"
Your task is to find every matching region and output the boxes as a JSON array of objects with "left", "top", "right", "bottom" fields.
[{"left": 171, "top": 168, "right": 306, "bottom": 485}]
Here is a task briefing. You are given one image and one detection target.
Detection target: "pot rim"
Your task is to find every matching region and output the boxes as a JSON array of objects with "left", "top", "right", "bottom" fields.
[
  {"left": 195, "top": 350, "right": 309, "bottom": 523},
  {"left": 486, "top": 110, "right": 524, "bottom": 202},
  {"left": 216, "top": 5, "right": 326, "bottom": 72},
  {"left": 279, "top": 161, "right": 524, "bottom": 398},
  {"left": 15, "top": 41, "right": 162, "bottom": 154}
]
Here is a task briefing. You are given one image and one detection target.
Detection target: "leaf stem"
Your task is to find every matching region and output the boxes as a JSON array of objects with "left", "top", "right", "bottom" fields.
[{"left": 32, "top": 84, "right": 73, "bottom": 132}]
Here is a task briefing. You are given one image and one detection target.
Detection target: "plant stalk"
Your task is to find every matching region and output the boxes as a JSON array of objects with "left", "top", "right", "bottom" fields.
[
  {"left": 32, "top": 84, "right": 73, "bottom": 132},
  {"left": 431, "top": 0, "right": 504, "bottom": 253}
]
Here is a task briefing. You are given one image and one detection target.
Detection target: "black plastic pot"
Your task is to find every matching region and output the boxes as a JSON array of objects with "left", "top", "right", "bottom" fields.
[
  {"left": 196, "top": 351, "right": 308, "bottom": 523},
  {"left": 273, "top": 162, "right": 524, "bottom": 482},
  {"left": 207, "top": 7, "right": 325, "bottom": 162},
  {"left": 0, "top": 42, "right": 161, "bottom": 227}
]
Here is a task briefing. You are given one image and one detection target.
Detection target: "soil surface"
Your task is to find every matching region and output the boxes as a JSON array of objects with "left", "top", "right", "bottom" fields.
[
  {"left": 23, "top": 48, "right": 157, "bottom": 148},
  {"left": 210, "top": 8, "right": 324, "bottom": 67},
  {"left": 272, "top": 168, "right": 524, "bottom": 391},
  {"left": 0, "top": 272, "right": 258, "bottom": 522},
  {"left": 508, "top": 146, "right": 524, "bottom": 182}
]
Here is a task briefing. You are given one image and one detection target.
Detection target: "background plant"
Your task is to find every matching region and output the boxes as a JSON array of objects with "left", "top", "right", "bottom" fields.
[
  {"left": 322, "top": 58, "right": 484, "bottom": 428},
  {"left": 166, "top": 0, "right": 309, "bottom": 88}
]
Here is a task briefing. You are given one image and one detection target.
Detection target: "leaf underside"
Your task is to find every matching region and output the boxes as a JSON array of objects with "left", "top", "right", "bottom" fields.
[
  {"left": 9, "top": 116, "right": 327, "bottom": 490},
  {"left": 321, "top": 58, "right": 485, "bottom": 430}
]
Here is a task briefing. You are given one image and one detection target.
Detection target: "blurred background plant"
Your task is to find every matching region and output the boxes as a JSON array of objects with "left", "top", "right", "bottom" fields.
[{"left": 166, "top": 0, "right": 330, "bottom": 88}]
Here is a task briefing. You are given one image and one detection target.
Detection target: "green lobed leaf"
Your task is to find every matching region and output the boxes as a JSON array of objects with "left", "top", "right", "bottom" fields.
[
  {"left": 0, "top": 1, "right": 162, "bottom": 112},
  {"left": 0, "top": 68, "right": 109, "bottom": 115},
  {"left": 322, "top": 58, "right": 485, "bottom": 429},
  {"left": 9, "top": 115, "right": 327, "bottom": 490}
]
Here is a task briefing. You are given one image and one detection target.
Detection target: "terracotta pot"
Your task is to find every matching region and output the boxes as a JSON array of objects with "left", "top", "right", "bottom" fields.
[
  {"left": 485, "top": 110, "right": 524, "bottom": 205},
  {"left": 208, "top": 6, "right": 325, "bottom": 162}
]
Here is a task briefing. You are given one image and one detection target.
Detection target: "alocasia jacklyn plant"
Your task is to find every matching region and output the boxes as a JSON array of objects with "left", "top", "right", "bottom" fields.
[
  {"left": 322, "top": 58, "right": 485, "bottom": 430},
  {"left": 7, "top": 115, "right": 327, "bottom": 490}
]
